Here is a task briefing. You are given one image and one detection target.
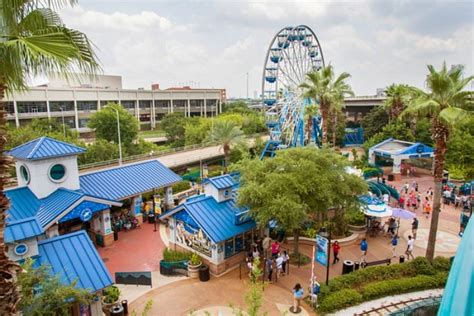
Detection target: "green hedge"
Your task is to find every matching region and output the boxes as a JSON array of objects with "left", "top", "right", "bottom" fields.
[
  {"left": 162, "top": 248, "right": 192, "bottom": 262},
  {"left": 317, "top": 257, "right": 451, "bottom": 314}
]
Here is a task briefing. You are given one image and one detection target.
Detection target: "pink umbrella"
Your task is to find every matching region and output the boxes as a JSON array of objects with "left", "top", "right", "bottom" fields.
[{"left": 389, "top": 207, "right": 417, "bottom": 220}]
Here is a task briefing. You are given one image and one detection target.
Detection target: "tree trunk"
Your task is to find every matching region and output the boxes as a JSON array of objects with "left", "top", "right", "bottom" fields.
[
  {"left": 425, "top": 119, "right": 448, "bottom": 262},
  {"left": 0, "top": 83, "right": 21, "bottom": 314},
  {"left": 321, "top": 106, "right": 328, "bottom": 145},
  {"left": 223, "top": 143, "right": 230, "bottom": 172},
  {"left": 293, "top": 230, "right": 300, "bottom": 256},
  {"left": 331, "top": 112, "right": 337, "bottom": 147}
]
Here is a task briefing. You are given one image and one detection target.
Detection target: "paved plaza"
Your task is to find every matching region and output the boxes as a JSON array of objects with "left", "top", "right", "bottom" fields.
[{"left": 93, "top": 173, "right": 465, "bottom": 315}]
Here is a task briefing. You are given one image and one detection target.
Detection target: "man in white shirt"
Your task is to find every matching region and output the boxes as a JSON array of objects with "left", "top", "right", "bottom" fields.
[
  {"left": 275, "top": 253, "right": 284, "bottom": 278},
  {"left": 405, "top": 235, "right": 415, "bottom": 260}
]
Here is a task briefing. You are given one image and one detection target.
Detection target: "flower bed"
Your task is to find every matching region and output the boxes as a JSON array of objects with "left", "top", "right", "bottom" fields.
[{"left": 316, "top": 257, "right": 451, "bottom": 314}]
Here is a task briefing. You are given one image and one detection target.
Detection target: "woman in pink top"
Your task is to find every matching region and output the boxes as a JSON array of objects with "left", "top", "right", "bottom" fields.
[{"left": 271, "top": 241, "right": 280, "bottom": 259}]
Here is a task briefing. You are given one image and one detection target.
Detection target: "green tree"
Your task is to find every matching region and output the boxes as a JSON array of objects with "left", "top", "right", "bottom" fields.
[
  {"left": 235, "top": 147, "right": 367, "bottom": 255},
  {"left": 403, "top": 63, "right": 473, "bottom": 262},
  {"left": 18, "top": 259, "right": 92, "bottom": 315},
  {"left": 329, "top": 98, "right": 346, "bottom": 147},
  {"left": 446, "top": 116, "right": 474, "bottom": 180},
  {"left": 232, "top": 257, "right": 267, "bottom": 316},
  {"left": 304, "top": 104, "right": 319, "bottom": 143},
  {"left": 383, "top": 84, "right": 411, "bottom": 121},
  {"left": 184, "top": 117, "right": 211, "bottom": 145},
  {"left": 360, "top": 106, "right": 389, "bottom": 139},
  {"left": 223, "top": 101, "right": 252, "bottom": 114},
  {"left": 207, "top": 120, "right": 244, "bottom": 170},
  {"left": 78, "top": 139, "right": 120, "bottom": 165},
  {"left": 88, "top": 102, "right": 138, "bottom": 146},
  {"left": 0, "top": 1, "right": 99, "bottom": 312},
  {"left": 363, "top": 121, "right": 415, "bottom": 154},
  {"left": 161, "top": 112, "right": 191, "bottom": 147},
  {"left": 300, "top": 65, "right": 354, "bottom": 145}
]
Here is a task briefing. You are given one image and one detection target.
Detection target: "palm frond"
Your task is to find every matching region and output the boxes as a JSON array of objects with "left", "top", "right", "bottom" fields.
[{"left": 438, "top": 107, "right": 469, "bottom": 127}]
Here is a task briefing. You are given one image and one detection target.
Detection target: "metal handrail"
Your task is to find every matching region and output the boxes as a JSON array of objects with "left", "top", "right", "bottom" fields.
[
  {"left": 354, "top": 294, "right": 442, "bottom": 316},
  {"left": 78, "top": 132, "right": 267, "bottom": 171}
]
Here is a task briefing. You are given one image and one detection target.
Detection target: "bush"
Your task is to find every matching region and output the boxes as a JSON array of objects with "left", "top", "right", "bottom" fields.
[
  {"left": 103, "top": 285, "right": 120, "bottom": 304},
  {"left": 410, "top": 257, "right": 436, "bottom": 275},
  {"left": 432, "top": 256, "right": 452, "bottom": 272},
  {"left": 162, "top": 248, "right": 192, "bottom": 262},
  {"left": 344, "top": 208, "right": 366, "bottom": 226},
  {"left": 318, "top": 289, "right": 362, "bottom": 313},
  {"left": 361, "top": 272, "right": 448, "bottom": 301},
  {"left": 189, "top": 253, "right": 202, "bottom": 265}
]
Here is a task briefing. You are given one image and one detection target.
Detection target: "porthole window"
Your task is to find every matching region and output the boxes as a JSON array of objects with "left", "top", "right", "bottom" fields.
[
  {"left": 49, "top": 164, "right": 66, "bottom": 182},
  {"left": 20, "top": 165, "right": 30, "bottom": 184}
]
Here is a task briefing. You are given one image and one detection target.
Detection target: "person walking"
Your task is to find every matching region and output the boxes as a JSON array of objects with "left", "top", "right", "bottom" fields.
[
  {"left": 271, "top": 240, "right": 280, "bottom": 259},
  {"left": 360, "top": 238, "right": 368, "bottom": 267},
  {"left": 265, "top": 257, "right": 273, "bottom": 282},
  {"left": 332, "top": 241, "right": 341, "bottom": 264},
  {"left": 275, "top": 252, "right": 284, "bottom": 278},
  {"left": 391, "top": 235, "right": 398, "bottom": 258},
  {"left": 405, "top": 235, "right": 415, "bottom": 260},
  {"left": 411, "top": 218, "right": 419, "bottom": 239},
  {"left": 282, "top": 250, "right": 289, "bottom": 275},
  {"left": 309, "top": 277, "right": 320, "bottom": 308},
  {"left": 292, "top": 283, "right": 304, "bottom": 312},
  {"left": 262, "top": 234, "right": 272, "bottom": 258}
]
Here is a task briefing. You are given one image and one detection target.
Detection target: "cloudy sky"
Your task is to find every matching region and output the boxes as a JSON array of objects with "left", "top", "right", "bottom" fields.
[{"left": 59, "top": 0, "right": 473, "bottom": 98}]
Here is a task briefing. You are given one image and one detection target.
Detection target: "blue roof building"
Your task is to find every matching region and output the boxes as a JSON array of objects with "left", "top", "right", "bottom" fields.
[
  {"left": 161, "top": 174, "right": 256, "bottom": 276},
  {"left": 4, "top": 137, "right": 182, "bottom": 299},
  {"left": 368, "top": 138, "right": 434, "bottom": 177}
]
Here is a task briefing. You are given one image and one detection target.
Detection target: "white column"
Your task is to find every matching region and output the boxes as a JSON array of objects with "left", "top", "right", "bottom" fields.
[
  {"left": 393, "top": 156, "right": 402, "bottom": 174},
  {"left": 164, "top": 187, "right": 174, "bottom": 210},
  {"left": 45, "top": 89, "right": 51, "bottom": 119},
  {"left": 368, "top": 151, "right": 376, "bottom": 165},
  {"left": 204, "top": 92, "right": 207, "bottom": 118},
  {"left": 188, "top": 98, "right": 191, "bottom": 117},
  {"left": 97, "top": 89, "right": 101, "bottom": 110},
  {"left": 151, "top": 93, "right": 156, "bottom": 129},
  {"left": 13, "top": 100, "right": 19, "bottom": 127},
  {"left": 73, "top": 89, "right": 79, "bottom": 132},
  {"left": 170, "top": 92, "right": 174, "bottom": 113},
  {"left": 99, "top": 209, "right": 112, "bottom": 235}
]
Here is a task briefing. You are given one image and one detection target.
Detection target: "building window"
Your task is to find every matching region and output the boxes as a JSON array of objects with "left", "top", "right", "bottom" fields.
[
  {"left": 64, "top": 116, "right": 76, "bottom": 128},
  {"left": 17, "top": 102, "right": 47, "bottom": 113},
  {"left": 172, "top": 100, "right": 186, "bottom": 108},
  {"left": 77, "top": 101, "right": 97, "bottom": 111},
  {"left": 49, "top": 164, "right": 66, "bottom": 182},
  {"left": 5, "top": 102, "right": 15, "bottom": 115},
  {"left": 49, "top": 101, "right": 74, "bottom": 112},
  {"left": 235, "top": 235, "right": 243, "bottom": 253},
  {"left": 224, "top": 238, "right": 234, "bottom": 259},
  {"left": 100, "top": 100, "right": 118, "bottom": 107},
  {"left": 154, "top": 100, "right": 170, "bottom": 109},
  {"left": 121, "top": 100, "right": 135, "bottom": 109},
  {"left": 139, "top": 100, "right": 152, "bottom": 109},
  {"left": 78, "top": 118, "right": 89, "bottom": 128},
  {"left": 20, "top": 165, "right": 30, "bottom": 184}
]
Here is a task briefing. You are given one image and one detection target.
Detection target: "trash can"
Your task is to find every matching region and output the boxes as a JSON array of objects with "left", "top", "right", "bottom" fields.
[
  {"left": 388, "top": 174, "right": 394, "bottom": 181},
  {"left": 148, "top": 214, "right": 155, "bottom": 223},
  {"left": 382, "top": 177, "right": 386, "bottom": 184},
  {"left": 399, "top": 255, "right": 405, "bottom": 263},
  {"left": 354, "top": 261, "right": 360, "bottom": 271},
  {"left": 199, "top": 264, "right": 210, "bottom": 282},
  {"left": 342, "top": 260, "right": 354, "bottom": 275},
  {"left": 121, "top": 300, "right": 128, "bottom": 316},
  {"left": 110, "top": 305, "right": 124, "bottom": 316}
]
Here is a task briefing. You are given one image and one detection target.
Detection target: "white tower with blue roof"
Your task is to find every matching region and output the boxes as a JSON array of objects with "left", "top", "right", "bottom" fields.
[{"left": 7, "top": 137, "right": 85, "bottom": 198}]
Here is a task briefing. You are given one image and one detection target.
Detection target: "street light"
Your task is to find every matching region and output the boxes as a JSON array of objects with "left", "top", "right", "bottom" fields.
[
  {"left": 59, "top": 106, "right": 66, "bottom": 137},
  {"left": 105, "top": 105, "right": 123, "bottom": 165},
  {"left": 318, "top": 226, "right": 332, "bottom": 286}
]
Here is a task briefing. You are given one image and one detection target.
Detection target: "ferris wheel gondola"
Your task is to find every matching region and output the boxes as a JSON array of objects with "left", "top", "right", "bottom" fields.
[{"left": 260, "top": 25, "right": 325, "bottom": 159}]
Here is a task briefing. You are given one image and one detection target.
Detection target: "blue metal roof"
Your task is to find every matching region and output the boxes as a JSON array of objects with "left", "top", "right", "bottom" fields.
[
  {"left": 7, "top": 137, "right": 85, "bottom": 160},
  {"left": 80, "top": 160, "right": 181, "bottom": 200},
  {"left": 162, "top": 195, "right": 256, "bottom": 243},
  {"left": 4, "top": 217, "right": 43, "bottom": 243},
  {"left": 5, "top": 187, "right": 41, "bottom": 222},
  {"left": 36, "top": 231, "right": 113, "bottom": 293},
  {"left": 36, "top": 189, "right": 84, "bottom": 228},
  {"left": 203, "top": 174, "right": 235, "bottom": 190},
  {"left": 439, "top": 219, "right": 474, "bottom": 315}
]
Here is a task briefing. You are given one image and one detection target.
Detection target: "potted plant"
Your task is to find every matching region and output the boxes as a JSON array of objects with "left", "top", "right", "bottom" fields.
[
  {"left": 102, "top": 285, "right": 121, "bottom": 315},
  {"left": 187, "top": 253, "right": 202, "bottom": 278}
]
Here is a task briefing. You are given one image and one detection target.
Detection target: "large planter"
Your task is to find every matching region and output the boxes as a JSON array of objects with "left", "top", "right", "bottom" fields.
[
  {"left": 102, "top": 298, "right": 120, "bottom": 316},
  {"left": 187, "top": 261, "right": 202, "bottom": 279},
  {"left": 348, "top": 223, "right": 367, "bottom": 232}
]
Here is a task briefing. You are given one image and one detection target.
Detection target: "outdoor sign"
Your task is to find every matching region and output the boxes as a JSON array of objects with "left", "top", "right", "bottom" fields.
[
  {"left": 14, "top": 243, "right": 29, "bottom": 256},
  {"left": 202, "top": 164, "right": 209, "bottom": 179},
  {"left": 315, "top": 235, "right": 328, "bottom": 267},
  {"left": 134, "top": 195, "right": 143, "bottom": 215},
  {"left": 154, "top": 195, "right": 162, "bottom": 215},
  {"left": 115, "top": 271, "right": 152, "bottom": 287},
  {"left": 79, "top": 208, "right": 92, "bottom": 222}
]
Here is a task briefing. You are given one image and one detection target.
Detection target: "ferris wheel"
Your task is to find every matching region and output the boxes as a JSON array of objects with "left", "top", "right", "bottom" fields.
[{"left": 260, "top": 25, "right": 325, "bottom": 158}]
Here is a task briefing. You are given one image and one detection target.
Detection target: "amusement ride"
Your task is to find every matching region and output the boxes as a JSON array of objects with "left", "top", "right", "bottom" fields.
[{"left": 260, "top": 25, "right": 325, "bottom": 159}]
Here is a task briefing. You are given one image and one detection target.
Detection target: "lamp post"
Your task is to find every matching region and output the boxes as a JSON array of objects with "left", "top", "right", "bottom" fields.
[
  {"left": 105, "top": 105, "right": 123, "bottom": 165},
  {"left": 319, "top": 226, "right": 332, "bottom": 286},
  {"left": 59, "top": 106, "right": 66, "bottom": 137}
]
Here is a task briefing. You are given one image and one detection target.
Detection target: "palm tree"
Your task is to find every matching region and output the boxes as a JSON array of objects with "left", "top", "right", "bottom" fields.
[
  {"left": 303, "top": 104, "right": 319, "bottom": 144},
  {"left": 403, "top": 63, "right": 473, "bottom": 262},
  {"left": 206, "top": 120, "right": 244, "bottom": 170},
  {"left": 300, "top": 65, "right": 353, "bottom": 145},
  {"left": 383, "top": 84, "right": 411, "bottom": 122},
  {"left": 0, "top": 1, "right": 99, "bottom": 313},
  {"left": 329, "top": 97, "right": 345, "bottom": 147}
]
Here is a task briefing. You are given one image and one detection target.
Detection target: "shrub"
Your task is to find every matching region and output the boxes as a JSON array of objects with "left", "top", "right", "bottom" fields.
[
  {"left": 103, "top": 285, "right": 120, "bottom": 304},
  {"left": 410, "top": 257, "right": 436, "bottom": 275},
  {"left": 432, "top": 256, "right": 452, "bottom": 272},
  {"left": 361, "top": 272, "right": 448, "bottom": 301},
  {"left": 344, "top": 208, "right": 366, "bottom": 226},
  {"left": 318, "top": 289, "right": 362, "bottom": 313},
  {"left": 162, "top": 248, "right": 192, "bottom": 262},
  {"left": 189, "top": 253, "right": 202, "bottom": 265}
]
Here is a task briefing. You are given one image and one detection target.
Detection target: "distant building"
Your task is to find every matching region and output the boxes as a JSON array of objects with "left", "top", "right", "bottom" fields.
[{"left": 4, "top": 74, "right": 226, "bottom": 133}]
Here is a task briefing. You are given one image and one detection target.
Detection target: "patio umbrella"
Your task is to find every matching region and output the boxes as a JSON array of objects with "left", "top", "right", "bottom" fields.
[{"left": 389, "top": 207, "right": 416, "bottom": 220}]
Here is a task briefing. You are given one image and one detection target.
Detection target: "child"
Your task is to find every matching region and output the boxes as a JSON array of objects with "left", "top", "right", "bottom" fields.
[{"left": 391, "top": 235, "right": 398, "bottom": 258}]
